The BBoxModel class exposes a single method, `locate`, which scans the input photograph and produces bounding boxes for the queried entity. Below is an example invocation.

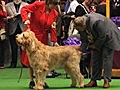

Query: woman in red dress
[0,0,7,69]
[20,0,58,89]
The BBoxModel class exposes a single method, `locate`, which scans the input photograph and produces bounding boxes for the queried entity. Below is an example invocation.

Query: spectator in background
[5,0,28,68]
[96,0,106,16]
[64,0,70,13]
[20,0,59,89]
[55,0,62,45]
[0,0,7,69]
[110,0,120,17]
[75,0,94,17]
[59,0,66,44]
[62,0,79,40]
[67,0,79,13]
[110,0,120,28]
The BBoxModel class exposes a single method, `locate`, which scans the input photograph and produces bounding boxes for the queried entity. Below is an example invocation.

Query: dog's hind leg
[65,62,84,88]
[72,64,84,88]
[64,66,77,88]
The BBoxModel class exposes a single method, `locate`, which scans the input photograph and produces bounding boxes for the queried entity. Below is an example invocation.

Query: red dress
[20,1,58,66]
[0,10,7,29]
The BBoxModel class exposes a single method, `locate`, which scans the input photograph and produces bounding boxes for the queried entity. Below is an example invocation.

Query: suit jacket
[5,2,28,35]
[84,13,120,51]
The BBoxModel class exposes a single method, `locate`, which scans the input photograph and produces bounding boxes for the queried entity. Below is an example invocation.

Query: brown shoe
[84,80,97,87]
[103,81,110,88]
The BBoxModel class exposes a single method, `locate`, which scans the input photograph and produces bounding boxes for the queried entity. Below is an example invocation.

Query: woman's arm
[21,1,45,22]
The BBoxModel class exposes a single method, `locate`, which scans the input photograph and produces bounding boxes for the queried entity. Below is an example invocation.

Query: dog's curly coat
[16,30,84,90]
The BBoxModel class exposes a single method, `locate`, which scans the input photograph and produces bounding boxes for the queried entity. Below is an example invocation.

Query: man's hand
[88,44,100,51]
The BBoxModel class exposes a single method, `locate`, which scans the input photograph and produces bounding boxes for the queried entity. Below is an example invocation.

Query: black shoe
[46,73,55,78]
[8,64,16,68]
[29,81,35,89]
[53,72,61,77]
[44,82,49,89]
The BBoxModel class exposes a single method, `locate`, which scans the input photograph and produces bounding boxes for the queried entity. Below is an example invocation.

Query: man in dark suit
[74,13,120,88]
[6,0,28,68]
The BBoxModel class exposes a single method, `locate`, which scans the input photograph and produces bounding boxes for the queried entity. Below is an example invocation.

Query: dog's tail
[72,45,83,54]
[72,45,80,50]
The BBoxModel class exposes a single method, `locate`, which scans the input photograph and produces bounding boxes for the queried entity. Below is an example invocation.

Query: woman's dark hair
[46,0,59,5]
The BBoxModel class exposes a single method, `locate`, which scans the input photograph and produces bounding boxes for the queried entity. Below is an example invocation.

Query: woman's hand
[24,20,30,28]
[53,42,59,46]
[24,20,30,25]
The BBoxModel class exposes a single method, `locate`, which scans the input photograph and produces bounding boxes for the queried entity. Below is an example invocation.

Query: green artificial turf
[0,68,120,90]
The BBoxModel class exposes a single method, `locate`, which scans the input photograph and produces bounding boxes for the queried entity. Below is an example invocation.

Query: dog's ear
[23,32,29,39]
[26,29,35,37]
[31,41,36,51]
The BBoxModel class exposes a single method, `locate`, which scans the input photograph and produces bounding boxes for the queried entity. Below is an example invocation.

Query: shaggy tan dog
[16,30,84,90]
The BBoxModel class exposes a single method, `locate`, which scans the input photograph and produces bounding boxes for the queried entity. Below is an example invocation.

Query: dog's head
[16,29,36,49]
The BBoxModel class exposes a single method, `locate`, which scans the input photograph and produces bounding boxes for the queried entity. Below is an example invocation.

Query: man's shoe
[29,81,35,89]
[8,64,16,68]
[52,72,61,77]
[103,81,110,88]
[46,73,55,78]
[84,80,97,87]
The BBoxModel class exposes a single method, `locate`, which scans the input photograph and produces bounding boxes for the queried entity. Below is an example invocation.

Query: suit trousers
[91,46,114,82]
[9,25,22,67]
[0,40,5,66]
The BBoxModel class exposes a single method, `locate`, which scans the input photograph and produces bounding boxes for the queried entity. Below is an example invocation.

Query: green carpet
[0,68,120,90]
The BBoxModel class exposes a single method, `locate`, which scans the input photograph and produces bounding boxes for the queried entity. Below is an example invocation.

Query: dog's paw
[78,84,84,88]
[79,86,84,88]
[70,84,76,88]
[34,85,43,90]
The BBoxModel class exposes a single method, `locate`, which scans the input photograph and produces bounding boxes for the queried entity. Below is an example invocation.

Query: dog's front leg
[34,69,46,90]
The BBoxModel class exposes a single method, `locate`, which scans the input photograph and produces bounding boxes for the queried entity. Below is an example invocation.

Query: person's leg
[0,41,5,68]
[91,50,103,81]
[9,34,18,68]
[9,26,22,68]
[85,49,102,87]
[102,47,114,88]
